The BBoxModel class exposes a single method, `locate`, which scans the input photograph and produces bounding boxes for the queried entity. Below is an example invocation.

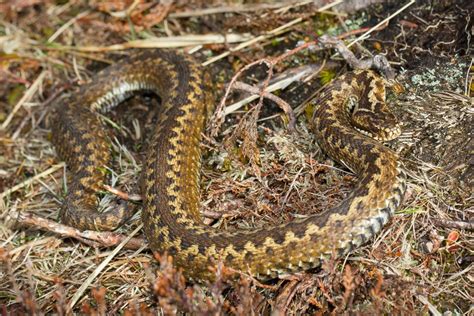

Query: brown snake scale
[51,50,406,281]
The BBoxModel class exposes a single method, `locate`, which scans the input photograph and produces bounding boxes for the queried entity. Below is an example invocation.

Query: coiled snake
[51,50,406,281]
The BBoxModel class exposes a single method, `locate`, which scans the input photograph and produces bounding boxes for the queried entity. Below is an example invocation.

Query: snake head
[347,95,401,141]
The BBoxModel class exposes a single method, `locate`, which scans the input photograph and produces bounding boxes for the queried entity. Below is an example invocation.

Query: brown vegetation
[1,0,472,314]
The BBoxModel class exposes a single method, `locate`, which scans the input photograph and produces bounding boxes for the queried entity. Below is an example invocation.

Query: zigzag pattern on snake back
[51,49,406,281]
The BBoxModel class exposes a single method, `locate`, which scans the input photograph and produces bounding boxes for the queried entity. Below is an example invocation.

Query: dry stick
[169,1,307,18]
[103,184,142,202]
[212,21,392,136]
[0,163,65,199]
[319,35,395,79]
[231,81,296,131]
[104,185,226,220]
[52,34,253,52]
[202,18,302,67]
[9,211,145,250]
[295,27,383,84]
[1,166,142,250]
[416,295,442,316]
[432,219,474,231]
[274,0,315,14]
[108,0,140,18]
[1,71,47,130]
[13,86,67,141]
[223,65,319,116]
[210,41,317,136]
[67,224,144,312]
[464,57,473,96]
[202,0,343,66]
[47,10,90,43]
[274,279,300,314]
[345,0,416,49]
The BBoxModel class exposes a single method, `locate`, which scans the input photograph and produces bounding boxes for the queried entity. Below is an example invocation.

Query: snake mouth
[354,124,401,141]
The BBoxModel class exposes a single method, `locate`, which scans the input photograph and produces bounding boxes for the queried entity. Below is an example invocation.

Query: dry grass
[1,1,472,314]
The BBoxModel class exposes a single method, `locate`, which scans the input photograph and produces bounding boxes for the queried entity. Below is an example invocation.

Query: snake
[51,49,406,281]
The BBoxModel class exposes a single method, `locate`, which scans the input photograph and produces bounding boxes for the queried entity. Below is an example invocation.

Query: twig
[281,166,304,206]
[170,1,310,18]
[202,18,303,67]
[210,22,391,137]
[432,219,474,231]
[274,0,315,14]
[274,279,300,313]
[223,64,322,116]
[231,81,296,131]
[464,57,473,96]
[169,1,345,18]
[202,0,343,66]
[13,85,68,140]
[319,35,396,79]
[47,10,90,43]
[8,210,146,250]
[0,163,65,199]
[416,295,442,316]
[345,0,416,49]
[210,41,317,136]
[47,34,253,52]
[107,0,140,18]
[103,185,142,202]
[1,71,47,130]
[67,224,144,312]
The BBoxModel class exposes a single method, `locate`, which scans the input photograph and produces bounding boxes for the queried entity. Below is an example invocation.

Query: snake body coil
[51,50,406,281]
